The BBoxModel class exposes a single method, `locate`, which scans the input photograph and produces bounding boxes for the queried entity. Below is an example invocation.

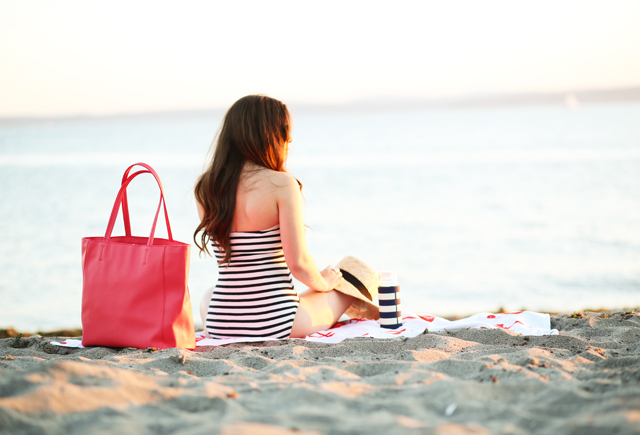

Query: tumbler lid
[379,271,398,286]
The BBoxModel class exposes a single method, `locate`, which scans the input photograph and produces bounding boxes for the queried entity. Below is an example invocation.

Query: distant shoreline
[1,86,639,124]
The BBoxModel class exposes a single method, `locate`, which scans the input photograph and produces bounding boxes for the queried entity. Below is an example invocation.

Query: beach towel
[51,311,558,348]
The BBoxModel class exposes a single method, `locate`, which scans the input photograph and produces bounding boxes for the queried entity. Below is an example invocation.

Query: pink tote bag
[81,163,195,349]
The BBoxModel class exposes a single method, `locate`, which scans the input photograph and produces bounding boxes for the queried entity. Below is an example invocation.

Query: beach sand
[1,309,639,435]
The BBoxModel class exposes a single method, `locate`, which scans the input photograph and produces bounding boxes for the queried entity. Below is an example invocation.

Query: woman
[194,95,355,339]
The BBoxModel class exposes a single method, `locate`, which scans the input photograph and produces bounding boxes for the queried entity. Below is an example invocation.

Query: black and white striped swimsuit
[205,225,300,339]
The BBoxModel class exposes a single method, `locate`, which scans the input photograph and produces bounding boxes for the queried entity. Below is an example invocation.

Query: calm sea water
[1,103,639,331]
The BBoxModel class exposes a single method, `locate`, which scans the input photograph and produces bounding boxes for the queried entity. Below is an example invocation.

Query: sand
[1,309,639,435]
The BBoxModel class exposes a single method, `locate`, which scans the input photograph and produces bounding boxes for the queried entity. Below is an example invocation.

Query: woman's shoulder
[244,167,299,197]
[268,170,298,187]
[249,166,296,187]
[264,171,300,201]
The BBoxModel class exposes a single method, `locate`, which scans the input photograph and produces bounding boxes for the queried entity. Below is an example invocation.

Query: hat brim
[333,256,380,320]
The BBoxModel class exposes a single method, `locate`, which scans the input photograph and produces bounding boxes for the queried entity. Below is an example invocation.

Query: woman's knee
[290,289,355,338]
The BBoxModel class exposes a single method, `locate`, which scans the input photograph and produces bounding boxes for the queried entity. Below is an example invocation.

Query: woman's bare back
[232,162,288,232]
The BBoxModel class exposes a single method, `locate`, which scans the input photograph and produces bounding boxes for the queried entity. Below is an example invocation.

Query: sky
[1,0,639,117]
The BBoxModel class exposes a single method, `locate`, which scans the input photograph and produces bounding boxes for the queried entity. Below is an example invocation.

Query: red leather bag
[81,163,195,349]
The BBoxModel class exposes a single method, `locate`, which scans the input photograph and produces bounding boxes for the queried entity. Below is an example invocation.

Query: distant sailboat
[565,93,580,109]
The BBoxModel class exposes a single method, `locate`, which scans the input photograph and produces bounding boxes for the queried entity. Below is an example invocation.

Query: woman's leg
[289,289,355,338]
[199,287,215,337]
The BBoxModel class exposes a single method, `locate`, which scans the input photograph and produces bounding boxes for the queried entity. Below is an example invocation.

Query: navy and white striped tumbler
[379,271,402,329]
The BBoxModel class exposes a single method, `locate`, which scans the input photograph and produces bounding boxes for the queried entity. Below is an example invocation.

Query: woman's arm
[276,172,341,292]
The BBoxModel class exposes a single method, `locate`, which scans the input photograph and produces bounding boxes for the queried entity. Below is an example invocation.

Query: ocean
[1,103,639,331]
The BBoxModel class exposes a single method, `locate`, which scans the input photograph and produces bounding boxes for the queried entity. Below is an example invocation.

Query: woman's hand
[318,266,343,292]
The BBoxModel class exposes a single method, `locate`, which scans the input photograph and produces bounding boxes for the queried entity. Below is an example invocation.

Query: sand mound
[1,309,639,434]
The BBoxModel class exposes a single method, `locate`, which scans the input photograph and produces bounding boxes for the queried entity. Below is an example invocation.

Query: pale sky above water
[1,0,639,117]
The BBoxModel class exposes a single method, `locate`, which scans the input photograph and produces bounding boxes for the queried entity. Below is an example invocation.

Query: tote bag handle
[103,166,173,245]
[119,163,170,239]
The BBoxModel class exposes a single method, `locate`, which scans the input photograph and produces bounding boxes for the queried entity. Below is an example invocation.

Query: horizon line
[2,85,640,123]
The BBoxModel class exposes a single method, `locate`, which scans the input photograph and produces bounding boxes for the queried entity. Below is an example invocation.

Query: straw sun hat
[333,256,380,320]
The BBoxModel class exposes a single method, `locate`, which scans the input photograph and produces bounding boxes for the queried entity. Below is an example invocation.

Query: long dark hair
[194,95,293,264]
